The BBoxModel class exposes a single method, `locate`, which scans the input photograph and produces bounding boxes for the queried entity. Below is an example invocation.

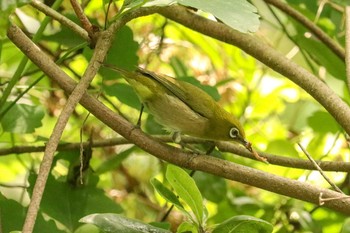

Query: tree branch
[7,20,350,215]
[70,0,95,41]
[264,0,345,61]
[157,5,350,136]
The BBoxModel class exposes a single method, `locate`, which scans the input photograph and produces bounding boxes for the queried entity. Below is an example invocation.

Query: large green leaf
[0,192,66,233]
[28,170,123,232]
[1,102,44,133]
[150,178,184,210]
[96,26,139,80]
[80,213,171,233]
[212,215,273,233]
[166,164,204,224]
[103,82,141,110]
[178,0,260,33]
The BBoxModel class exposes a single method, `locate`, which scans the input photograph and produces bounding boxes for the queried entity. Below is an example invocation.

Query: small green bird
[103,64,266,162]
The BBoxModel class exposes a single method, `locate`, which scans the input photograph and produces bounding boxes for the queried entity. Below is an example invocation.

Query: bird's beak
[237,136,268,163]
[236,135,251,150]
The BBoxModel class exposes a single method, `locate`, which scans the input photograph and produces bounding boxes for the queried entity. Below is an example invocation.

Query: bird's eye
[229,127,240,139]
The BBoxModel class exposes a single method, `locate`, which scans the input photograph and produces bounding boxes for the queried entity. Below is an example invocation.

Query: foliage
[1,0,350,232]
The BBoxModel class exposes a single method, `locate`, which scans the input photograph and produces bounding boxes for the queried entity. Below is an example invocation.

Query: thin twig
[319,192,350,205]
[297,143,343,193]
[70,0,96,40]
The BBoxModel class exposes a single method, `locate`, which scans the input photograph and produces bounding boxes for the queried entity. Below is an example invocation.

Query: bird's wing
[137,67,216,119]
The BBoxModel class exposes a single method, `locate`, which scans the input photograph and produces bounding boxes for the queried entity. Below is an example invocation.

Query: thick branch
[157,5,350,136]
[7,20,350,215]
[264,0,345,60]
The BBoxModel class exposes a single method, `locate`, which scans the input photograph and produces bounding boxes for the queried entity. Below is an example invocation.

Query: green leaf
[98,26,139,79]
[307,111,340,134]
[28,170,123,231]
[178,0,260,33]
[103,82,141,110]
[166,164,204,224]
[212,215,273,233]
[193,172,226,203]
[1,102,44,133]
[0,192,66,233]
[80,213,171,233]
[150,178,184,210]
[176,221,198,233]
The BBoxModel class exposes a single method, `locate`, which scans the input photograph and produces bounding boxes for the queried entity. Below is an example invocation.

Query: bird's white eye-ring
[229,128,240,139]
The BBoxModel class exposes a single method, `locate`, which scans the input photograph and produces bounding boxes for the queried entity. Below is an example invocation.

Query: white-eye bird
[103,64,266,162]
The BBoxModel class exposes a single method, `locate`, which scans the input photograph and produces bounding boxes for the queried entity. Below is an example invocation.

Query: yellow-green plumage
[105,65,248,145]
